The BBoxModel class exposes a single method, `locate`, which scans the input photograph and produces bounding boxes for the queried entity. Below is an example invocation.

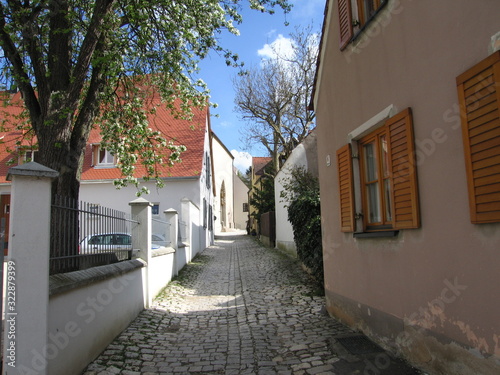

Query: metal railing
[152,217,171,248]
[50,195,139,275]
[179,220,188,242]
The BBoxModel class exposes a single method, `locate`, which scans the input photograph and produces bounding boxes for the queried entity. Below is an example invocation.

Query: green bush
[281,167,323,287]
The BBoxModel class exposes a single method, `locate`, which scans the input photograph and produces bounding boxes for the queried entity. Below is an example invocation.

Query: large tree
[0,0,291,198]
[233,25,318,175]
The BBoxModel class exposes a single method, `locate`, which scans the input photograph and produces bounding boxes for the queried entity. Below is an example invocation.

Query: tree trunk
[272,130,280,175]
[36,107,91,268]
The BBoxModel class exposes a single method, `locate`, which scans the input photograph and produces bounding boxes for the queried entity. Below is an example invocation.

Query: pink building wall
[314,1,500,373]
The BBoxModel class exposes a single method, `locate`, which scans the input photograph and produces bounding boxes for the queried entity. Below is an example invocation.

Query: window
[152,204,160,215]
[243,203,249,212]
[205,152,211,189]
[24,149,38,163]
[99,149,114,165]
[359,128,392,229]
[89,204,100,215]
[208,205,213,231]
[203,198,207,229]
[337,108,420,233]
[17,148,38,164]
[356,0,384,26]
[92,145,116,168]
[337,0,388,50]
[456,51,500,224]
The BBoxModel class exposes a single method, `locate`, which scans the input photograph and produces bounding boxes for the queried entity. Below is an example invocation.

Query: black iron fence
[50,195,139,275]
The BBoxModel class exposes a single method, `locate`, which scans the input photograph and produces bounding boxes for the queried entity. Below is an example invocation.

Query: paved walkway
[83,235,421,375]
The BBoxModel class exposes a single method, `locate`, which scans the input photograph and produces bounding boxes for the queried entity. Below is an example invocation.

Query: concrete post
[3,162,58,375]
[129,197,152,307]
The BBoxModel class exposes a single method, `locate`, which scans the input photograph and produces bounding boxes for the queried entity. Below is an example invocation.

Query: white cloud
[231,150,252,173]
[257,34,295,60]
[219,121,231,128]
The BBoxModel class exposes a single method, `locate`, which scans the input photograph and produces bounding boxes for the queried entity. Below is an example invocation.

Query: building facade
[312,1,500,373]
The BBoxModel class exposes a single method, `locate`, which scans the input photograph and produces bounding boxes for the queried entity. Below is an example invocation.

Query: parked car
[79,233,131,254]
[80,233,167,254]
[151,233,169,248]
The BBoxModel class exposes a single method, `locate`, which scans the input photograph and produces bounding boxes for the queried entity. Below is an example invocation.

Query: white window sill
[348,104,396,142]
[94,164,117,169]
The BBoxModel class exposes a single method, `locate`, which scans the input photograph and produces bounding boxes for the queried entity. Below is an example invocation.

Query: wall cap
[49,259,146,296]
[129,197,152,206]
[7,161,59,181]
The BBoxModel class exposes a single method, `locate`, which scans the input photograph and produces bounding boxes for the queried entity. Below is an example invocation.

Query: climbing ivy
[280,167,323,288]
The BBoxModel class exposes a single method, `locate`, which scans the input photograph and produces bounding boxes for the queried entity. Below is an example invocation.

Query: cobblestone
[83,234,422,374]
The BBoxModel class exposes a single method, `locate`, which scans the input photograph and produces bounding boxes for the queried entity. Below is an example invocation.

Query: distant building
[233,169,250,231]
[211,132,235,234]
[248,156,272,235]
[0,86,236,253]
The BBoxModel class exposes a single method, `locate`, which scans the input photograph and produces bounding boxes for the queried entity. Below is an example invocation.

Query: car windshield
[88,234,131,246]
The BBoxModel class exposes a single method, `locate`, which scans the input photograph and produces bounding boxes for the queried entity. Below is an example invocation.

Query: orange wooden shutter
[386,108,420,229]
[456,51,500,224]
[338,0,353,51]
[337,144,355,232]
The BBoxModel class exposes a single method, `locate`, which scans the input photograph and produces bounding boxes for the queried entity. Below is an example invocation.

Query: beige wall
[315,0,500,373]
[212,134,235,232]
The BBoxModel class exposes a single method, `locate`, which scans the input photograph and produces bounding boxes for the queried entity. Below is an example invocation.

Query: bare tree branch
[233,25,318,174]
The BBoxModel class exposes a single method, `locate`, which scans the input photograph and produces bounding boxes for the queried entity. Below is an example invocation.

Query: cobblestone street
[83,234,421,375]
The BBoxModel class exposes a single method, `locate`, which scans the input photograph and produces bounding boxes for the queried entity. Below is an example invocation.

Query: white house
[274,130,318,253]
[211,132,235,233]
[233,170,249,230]
[0,89,232,255]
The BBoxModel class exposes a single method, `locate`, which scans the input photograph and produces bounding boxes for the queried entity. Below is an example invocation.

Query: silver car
[79,233,166,253]
[79,233,132,254]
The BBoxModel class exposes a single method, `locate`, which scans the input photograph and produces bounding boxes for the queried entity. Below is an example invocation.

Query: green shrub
[281,167,323,287]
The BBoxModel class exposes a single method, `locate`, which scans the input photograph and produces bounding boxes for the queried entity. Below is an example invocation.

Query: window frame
[356,0,384,27]
[337,0,389,50]
[17,147,39,164]
[92,144,117,168]
[152,203,160,216]
[337,108,420,234]
[205,152,211,189]
[359,126,393,230]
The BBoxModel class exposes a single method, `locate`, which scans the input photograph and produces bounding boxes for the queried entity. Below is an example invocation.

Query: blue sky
[197,0,325,172]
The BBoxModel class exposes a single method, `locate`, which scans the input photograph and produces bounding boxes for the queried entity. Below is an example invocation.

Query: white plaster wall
[189,201,201,257]
[212,136,234,233]
[149,252,176,298]
[233,172,249,230]
[79,178,200,216]
[199,125,214,248]
[275,144,308,252]
[47,267,145,375]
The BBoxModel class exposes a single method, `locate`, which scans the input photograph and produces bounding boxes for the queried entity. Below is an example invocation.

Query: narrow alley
[83,234,421,375]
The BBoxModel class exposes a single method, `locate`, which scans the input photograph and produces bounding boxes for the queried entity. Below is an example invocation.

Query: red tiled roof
[0,92,33,183]
[0,90,208,183]
[252,157,272,176]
